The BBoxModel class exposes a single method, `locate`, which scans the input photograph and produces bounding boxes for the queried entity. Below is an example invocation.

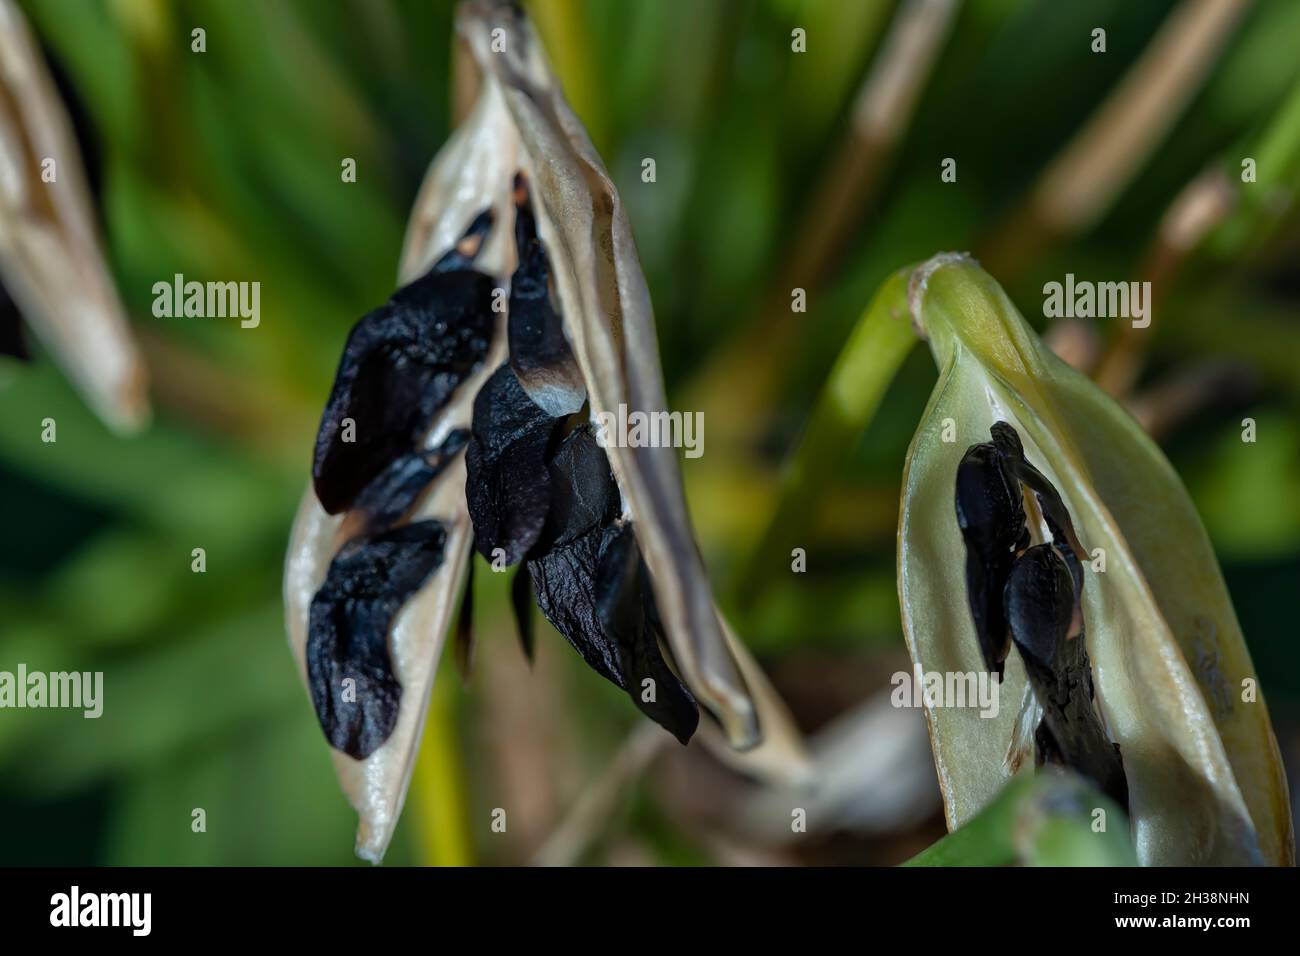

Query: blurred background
[2,0,1298,865]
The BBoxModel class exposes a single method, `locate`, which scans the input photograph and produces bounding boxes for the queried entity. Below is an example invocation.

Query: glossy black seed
[987,420,1088,632]
[313,210,496,515]
[524,426,697,743]
[529,521,698,744]
[529,524,619,681]
[990,422,1085,571]
[594,523,699,743]
[507,174,585,417]
[1004,544,1075,676]
[955,441,1023,676]
[312,270,494,514]
[1005,544,1128,811]
[958,422,1127,807]
[534,425,621,551]
[989,420,1023,460]
[307,521,446,759]
[464,363,559,565]
[348,429,469,534]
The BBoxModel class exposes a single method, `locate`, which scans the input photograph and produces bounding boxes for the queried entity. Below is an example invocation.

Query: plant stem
[734,266,915,604]
[410,673,474,867]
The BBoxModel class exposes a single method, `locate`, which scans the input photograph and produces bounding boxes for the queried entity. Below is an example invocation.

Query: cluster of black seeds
[955,421,1128,811]
[307,211,498,760]
[307,174,699,761]
[312,210,496,516]
[464,178,699,745]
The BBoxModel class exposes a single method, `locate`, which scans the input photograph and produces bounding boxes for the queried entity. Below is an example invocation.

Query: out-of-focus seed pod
[0,0,148,430]
[898,252,1292,865]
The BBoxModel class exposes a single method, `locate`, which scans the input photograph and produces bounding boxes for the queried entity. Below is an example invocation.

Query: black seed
[529,524,618,681]
[348,429,468,534]
[1004,544,1075,677]
[1005,544,1128,811]
[313,214,496,515]
[464,346,697,741]
[990,422,1085,574]
[521,425,697,743]
[507,175,585,417]
[307,521,447,759]
[535,424,621,551]
[955,441,1023,676]
[528,521,698,744]
[986,421,1088,634]
[958,422,1127,808]
[510,563,535,663]
[988,420,1023,460]
[595,523,699,744]
[464,363,558,564]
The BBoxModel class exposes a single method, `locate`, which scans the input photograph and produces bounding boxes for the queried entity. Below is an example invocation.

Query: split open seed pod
[284,0,805,863]
[0,0,147,430]
[898,252,1292,865]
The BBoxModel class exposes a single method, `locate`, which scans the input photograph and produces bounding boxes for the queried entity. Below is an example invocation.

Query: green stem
[410,672,474,867]
[734,266,916,603]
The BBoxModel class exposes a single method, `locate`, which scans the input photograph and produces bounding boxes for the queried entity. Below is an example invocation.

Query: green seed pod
[898,252,1292,865]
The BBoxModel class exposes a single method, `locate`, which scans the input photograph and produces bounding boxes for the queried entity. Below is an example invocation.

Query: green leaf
[905,771,1137,867]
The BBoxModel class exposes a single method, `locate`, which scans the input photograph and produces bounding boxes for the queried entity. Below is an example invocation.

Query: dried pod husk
[285,0,807,862]
[899,253,1292,865]
[0,0,147,430]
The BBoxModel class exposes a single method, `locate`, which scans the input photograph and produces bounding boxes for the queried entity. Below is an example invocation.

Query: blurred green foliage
[1,0,1297,865]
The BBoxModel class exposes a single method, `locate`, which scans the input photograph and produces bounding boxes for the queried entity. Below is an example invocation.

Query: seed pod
[285,0,806,862]
[899,252,1292,865]
[0,0,147,430]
